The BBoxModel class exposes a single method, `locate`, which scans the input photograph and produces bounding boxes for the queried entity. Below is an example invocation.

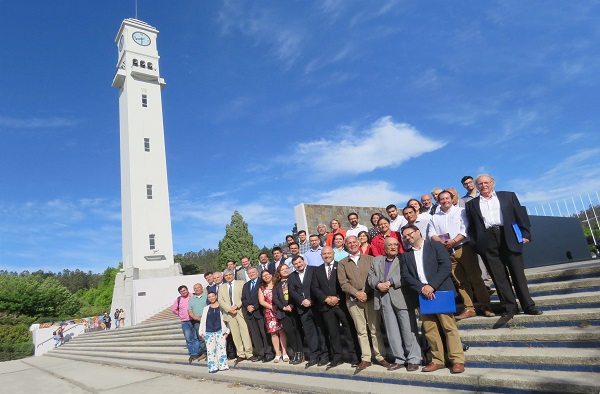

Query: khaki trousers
[421,312,465,364]
[451,243,491,311]
[227,312,253,358]
[346,299,385,362]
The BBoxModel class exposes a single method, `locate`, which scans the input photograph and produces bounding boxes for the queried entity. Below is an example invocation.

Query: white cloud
[292,116,445,176]
[512,148,600,205]
[313,181,412,207]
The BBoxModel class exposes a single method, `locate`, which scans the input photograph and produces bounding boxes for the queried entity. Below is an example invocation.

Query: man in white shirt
[429,190,494,320]
[346,212,369,238]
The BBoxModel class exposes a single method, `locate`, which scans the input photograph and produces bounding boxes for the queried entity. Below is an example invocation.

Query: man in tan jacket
[338,235,390,371]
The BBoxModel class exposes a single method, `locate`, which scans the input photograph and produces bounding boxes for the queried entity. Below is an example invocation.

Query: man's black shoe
[263,355,275,363]
[305,359,318,367]
[328,359,344,368]
[350,360,359,368]
[318,359,329,367]
[524,307,543,315]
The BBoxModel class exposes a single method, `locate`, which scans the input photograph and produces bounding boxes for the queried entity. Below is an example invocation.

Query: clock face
[132,32,151,46]
[118,35,124,52]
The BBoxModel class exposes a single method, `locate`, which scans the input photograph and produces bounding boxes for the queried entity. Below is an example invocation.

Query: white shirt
[346,224,369,238]
[429,205,468,245]
[412,243,428,284]
[479,191,503,228]
[390,217,407,232]
[349,253,360,266]
[297,269,306,283]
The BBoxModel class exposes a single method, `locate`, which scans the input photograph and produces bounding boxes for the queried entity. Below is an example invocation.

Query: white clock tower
[111,19,182,326]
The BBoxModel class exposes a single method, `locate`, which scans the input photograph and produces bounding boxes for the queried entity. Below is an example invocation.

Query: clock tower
[111,19,181,326]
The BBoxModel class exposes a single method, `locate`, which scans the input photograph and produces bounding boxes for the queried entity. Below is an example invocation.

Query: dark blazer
[465,191,531,255]
[401,240,455,295]
[272,281,293,320]
[311,262,345,312]
[206,283,221,295]
[241,278,263,319]
[267,259,286,275]
[288,266,316,315]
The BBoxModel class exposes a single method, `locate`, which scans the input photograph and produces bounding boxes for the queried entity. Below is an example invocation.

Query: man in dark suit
[257,252,270,274]
[267,247,293,274]
[400,225,465,374]
[464,174,541,319]
[311,246,359,368]
[288,255,329,367]
[241,267,274,362]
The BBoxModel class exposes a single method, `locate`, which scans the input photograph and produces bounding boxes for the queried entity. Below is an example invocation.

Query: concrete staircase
[46,260,600,393]
[138,306,178,324]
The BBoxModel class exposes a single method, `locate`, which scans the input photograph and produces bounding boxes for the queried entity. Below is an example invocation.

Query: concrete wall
[31,323,86,356]
[295,203,384,234]
[523,215,592,268]
[130,274,208,324]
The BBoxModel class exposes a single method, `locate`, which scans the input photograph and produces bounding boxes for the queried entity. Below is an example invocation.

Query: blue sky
[1,1,599,273]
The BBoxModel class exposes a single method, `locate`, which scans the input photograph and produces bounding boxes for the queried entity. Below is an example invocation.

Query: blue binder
[419,291,456,314]
[512,222,524,243]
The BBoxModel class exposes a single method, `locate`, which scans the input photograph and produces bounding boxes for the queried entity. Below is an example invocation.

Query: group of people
[113,309,125,328]
[173,174,541,375]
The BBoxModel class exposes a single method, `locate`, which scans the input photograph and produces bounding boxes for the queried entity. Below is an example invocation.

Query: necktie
[251,280,255,293]
[228,283,233,303]
[327,264,332,280]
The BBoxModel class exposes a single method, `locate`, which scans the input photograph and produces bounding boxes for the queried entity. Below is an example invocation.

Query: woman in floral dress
[258,270,288,362]
[198,291,230,373]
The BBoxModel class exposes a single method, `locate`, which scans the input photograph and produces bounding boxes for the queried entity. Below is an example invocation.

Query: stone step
[461,325,600,348]
[520,277,600,297]
[55,345,187,355]
[465,346,600,372]
[525,262,600,284]
[59,336,185,347]
[456,308,600,330]
[73,327,182,342]
[46,350,600,393]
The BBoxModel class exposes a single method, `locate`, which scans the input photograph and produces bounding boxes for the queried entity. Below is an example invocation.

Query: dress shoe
[188,355,195,364]
[421,362,445,372]
[263,355,275,363]
[249,356,260,362]
[350,360,360,368]
[293,352,304,365]
[328,359,343,368]
[305,359,319,367]
[235,357,245,363]
[483,309,496,317]
[387,363,404,371]
[356,361,371,370]
[318,359,329,366]
[406,363,420,372]
[455,309,476,320]
[524,307,543,315]
[378,359,391,368]
[501,311,515,319]
[197,353,207,361]
[451,363,465,374]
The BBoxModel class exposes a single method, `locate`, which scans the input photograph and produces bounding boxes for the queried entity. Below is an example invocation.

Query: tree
[175,249,219,275]
[217,211,260,270]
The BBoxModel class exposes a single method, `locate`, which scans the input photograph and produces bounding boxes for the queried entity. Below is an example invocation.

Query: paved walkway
[1,355,465,394]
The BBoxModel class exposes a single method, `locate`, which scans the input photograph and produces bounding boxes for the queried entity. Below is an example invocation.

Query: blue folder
[512,222,524,243]
[419,291,456,314]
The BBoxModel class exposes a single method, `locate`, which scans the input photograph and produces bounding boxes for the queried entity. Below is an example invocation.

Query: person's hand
[376,282,390,293]
[355,291,368,303]
[523,238,530,243]
[301,299,312,308]
[421,285,436,300]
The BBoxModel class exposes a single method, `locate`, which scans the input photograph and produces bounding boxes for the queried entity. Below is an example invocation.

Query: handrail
[36,323,84,348]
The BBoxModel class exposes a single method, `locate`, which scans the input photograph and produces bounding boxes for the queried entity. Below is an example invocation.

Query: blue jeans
[181,321,200,357]
[192,321,207,354]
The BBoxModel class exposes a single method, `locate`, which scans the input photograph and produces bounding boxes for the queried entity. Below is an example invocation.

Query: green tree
[217,211,260,270]
[175,249,219,275]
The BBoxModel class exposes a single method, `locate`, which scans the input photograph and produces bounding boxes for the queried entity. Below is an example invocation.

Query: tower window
[146,184,153,199]
[140,60,146,68]
[142,94,148,107]
[149,234,156,250]
[144,138,150,152]
[133,59,138,67]
[147,62,153,70]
